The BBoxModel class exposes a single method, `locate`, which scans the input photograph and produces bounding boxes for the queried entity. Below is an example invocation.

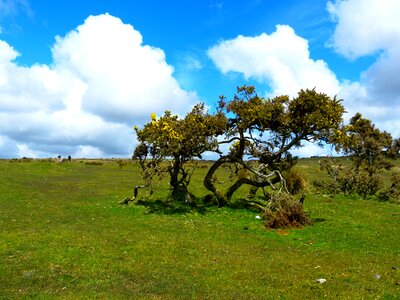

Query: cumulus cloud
[208,25,340,98]
[52,14,196,124]
[0,14,197,158]
[291,141,338,158]
[327,0,400,59]
[328,0,400,137]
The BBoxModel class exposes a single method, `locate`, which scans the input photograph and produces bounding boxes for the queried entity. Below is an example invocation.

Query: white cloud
[208,25,340,98]
[0,14,197,158]
[362,47,400,100]
[17,143,37,158]
[328,0,400,138]
[327,0,400,59]
[74,145,103,158]
[52,14,196,124]
[291,141,338,158]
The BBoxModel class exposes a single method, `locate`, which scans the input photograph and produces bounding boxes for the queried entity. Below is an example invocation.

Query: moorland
[0,158,399,299]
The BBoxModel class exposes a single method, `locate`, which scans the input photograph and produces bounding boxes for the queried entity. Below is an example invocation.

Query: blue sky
[0,0,399,158]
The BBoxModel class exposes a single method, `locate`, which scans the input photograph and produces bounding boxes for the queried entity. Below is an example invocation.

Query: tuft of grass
[0,159,399,299]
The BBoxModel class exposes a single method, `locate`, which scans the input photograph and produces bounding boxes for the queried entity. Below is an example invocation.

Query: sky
[0,0,399,158]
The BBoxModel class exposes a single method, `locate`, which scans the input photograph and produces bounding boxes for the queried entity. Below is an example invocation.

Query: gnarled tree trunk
[203,154,287,208]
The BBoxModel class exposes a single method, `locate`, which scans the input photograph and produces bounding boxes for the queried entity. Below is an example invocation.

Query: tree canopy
[203,86,345,206]
[133,103,226,202]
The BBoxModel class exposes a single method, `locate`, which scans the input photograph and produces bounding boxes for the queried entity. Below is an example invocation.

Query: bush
[263,193,311,229]
[355,172,383,199]
[315,158,385,198]
[284,168,308,195]
[378,174,400,203]
[116,159,128,169]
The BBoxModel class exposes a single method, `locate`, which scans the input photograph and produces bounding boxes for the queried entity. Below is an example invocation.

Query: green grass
[0,159,399,299]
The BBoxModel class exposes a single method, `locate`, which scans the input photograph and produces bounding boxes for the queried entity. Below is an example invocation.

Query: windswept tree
[203,86,346,207]
[133,103,227,203]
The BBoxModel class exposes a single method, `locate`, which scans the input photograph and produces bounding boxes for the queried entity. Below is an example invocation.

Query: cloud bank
[0,14,197,158]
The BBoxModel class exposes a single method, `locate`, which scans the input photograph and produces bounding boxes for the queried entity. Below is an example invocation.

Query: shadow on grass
[135,199,208,215]
[312,218,327,223]
[131,194,268,215]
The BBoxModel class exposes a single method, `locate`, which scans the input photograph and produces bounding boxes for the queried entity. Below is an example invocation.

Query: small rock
[316,278,326,284]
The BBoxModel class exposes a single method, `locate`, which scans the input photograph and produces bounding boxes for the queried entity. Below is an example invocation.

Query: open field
[0,158,399,299]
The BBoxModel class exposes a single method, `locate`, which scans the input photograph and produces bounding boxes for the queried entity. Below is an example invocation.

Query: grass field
[0,158,399,299]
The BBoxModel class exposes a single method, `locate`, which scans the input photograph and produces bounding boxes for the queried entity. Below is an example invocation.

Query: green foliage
[220,86,345,165]
[338,113,394,174]
[319,114,399,199]
[317,157,386,198]
[378,173,400,203]
[133,103,227,202]
[204,86,345,208]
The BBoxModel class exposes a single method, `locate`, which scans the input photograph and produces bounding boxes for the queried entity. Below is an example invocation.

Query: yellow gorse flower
[150,112,157,123]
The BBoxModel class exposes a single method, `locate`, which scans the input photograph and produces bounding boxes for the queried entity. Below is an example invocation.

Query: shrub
[316,158,385,198]
[284,168,308,195]
[17,157,33,163]
[116,159,128,169]
[263,193,311,229]
[378,174,400,203]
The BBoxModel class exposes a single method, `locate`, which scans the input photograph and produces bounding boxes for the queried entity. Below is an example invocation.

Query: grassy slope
[0,159,399,299]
